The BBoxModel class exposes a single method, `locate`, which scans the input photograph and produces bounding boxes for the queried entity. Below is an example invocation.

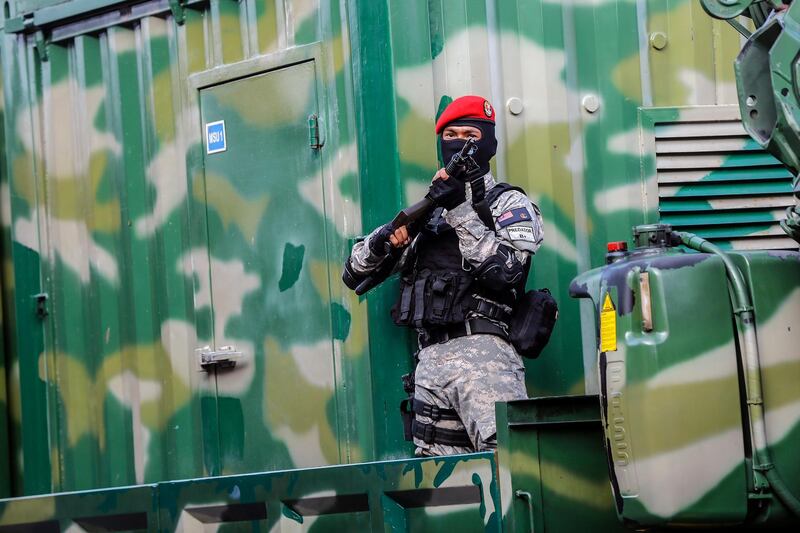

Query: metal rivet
[582,94,600,114]
[650,32,668,50]
[506,97,524,115]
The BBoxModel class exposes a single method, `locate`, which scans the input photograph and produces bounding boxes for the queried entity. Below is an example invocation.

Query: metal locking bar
[196,346,243,371]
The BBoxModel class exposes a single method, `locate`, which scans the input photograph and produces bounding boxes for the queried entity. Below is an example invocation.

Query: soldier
[344,95,544,456]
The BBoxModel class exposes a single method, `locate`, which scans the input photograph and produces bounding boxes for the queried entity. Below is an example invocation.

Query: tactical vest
[391,183,526,330]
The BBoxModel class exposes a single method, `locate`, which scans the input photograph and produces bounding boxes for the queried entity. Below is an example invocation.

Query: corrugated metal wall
[0,0,746,497]
[0,0,370,496]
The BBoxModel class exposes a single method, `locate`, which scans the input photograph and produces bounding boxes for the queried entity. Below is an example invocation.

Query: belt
[411,419,473,447]
[470,298,512,322]
[419,318,508,349]
[401,398,461,421]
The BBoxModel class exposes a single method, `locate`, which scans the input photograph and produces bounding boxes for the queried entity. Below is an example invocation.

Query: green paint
[381,492,408,532]
[472,472,486,518]
[278,242,305,292]
[337,172,358,201]
[433,458,457,488]
[282,504,304,523]
[401,460,423,489]
[350,0,415,462]
[330,302,351,341]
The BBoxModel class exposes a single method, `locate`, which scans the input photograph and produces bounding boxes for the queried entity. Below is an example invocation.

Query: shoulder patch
[497,207,533,228]
[507,226,536,243]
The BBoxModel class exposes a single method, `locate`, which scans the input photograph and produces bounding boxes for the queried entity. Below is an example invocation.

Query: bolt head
[506,97,524,116]
[650,32,668,50]
[582,94,600,113]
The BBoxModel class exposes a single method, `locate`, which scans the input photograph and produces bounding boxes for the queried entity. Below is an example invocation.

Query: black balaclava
[439,119,498,180]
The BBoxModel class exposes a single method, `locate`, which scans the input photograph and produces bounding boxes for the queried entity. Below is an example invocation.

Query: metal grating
[655,116,796,250]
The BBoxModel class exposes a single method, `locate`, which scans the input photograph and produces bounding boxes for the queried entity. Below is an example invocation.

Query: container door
[198,61,340,475]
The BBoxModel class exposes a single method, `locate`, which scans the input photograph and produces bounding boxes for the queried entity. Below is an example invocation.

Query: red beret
[435,95,495,134]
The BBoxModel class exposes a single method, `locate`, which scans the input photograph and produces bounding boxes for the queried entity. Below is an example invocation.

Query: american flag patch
[497,207,532,228]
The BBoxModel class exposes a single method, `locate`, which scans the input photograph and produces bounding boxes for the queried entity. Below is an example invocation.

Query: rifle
[353,138,480,295]
[388,138,479,229]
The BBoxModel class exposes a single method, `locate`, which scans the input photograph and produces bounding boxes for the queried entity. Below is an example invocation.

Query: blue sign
[206,120,227,154]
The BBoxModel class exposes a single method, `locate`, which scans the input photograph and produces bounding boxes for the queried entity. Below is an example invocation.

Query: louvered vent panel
[655,117,796,250]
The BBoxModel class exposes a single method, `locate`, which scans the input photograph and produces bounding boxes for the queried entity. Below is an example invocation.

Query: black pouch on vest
[509,288,558,358]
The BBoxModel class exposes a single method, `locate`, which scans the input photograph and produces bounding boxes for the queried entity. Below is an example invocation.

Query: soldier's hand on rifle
[388,225,411,248]
[432,168,450,181]
[426,168,466,210]
[368,223,411,256]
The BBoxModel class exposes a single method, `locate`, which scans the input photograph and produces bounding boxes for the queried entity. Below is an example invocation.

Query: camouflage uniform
[350,172,544,455]
[413,334,526,455]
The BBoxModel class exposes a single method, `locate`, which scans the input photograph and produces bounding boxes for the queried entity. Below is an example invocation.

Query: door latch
[33,293,49,319]
[196,346,243,371]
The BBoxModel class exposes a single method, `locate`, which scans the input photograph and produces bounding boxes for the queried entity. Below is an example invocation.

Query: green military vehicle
[0,0,797,531]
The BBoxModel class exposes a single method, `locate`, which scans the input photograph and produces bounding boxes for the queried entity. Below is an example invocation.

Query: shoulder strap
[473,200,495,231]
[472,182,527,232]
[485,182,526,207]
[474,182,526,232]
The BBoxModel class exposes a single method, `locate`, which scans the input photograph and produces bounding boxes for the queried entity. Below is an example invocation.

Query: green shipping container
[0,0,795,514]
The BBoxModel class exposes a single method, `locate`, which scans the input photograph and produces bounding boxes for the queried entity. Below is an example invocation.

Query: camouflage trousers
[413,334,527,457]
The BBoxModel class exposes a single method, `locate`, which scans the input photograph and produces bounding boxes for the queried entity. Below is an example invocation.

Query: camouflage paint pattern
[495,395,629,533]
[0,452,500,531]
[571,246,800,527]
[0,1,794,530]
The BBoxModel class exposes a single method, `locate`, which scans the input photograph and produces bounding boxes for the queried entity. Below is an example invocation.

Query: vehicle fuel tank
[571,226,800,527]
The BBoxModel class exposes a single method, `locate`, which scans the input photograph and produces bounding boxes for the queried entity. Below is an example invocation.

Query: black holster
[400,371,415,441]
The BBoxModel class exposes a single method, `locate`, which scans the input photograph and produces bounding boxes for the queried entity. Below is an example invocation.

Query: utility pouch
[392,277,419,326]
[429,277,453,322]
[392,272,470,327]
[509,288,558,358]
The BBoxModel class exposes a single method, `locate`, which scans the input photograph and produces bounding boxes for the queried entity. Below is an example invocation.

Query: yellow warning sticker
[600,293,617,352]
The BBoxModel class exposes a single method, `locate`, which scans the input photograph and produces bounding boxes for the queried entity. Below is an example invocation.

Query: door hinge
[33,293,48,319]
[308,114,324,150]
[196,345,243,371]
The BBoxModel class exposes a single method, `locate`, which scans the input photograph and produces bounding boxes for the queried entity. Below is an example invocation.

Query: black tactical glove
[368,223,395,256]
[425,177,466,210]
